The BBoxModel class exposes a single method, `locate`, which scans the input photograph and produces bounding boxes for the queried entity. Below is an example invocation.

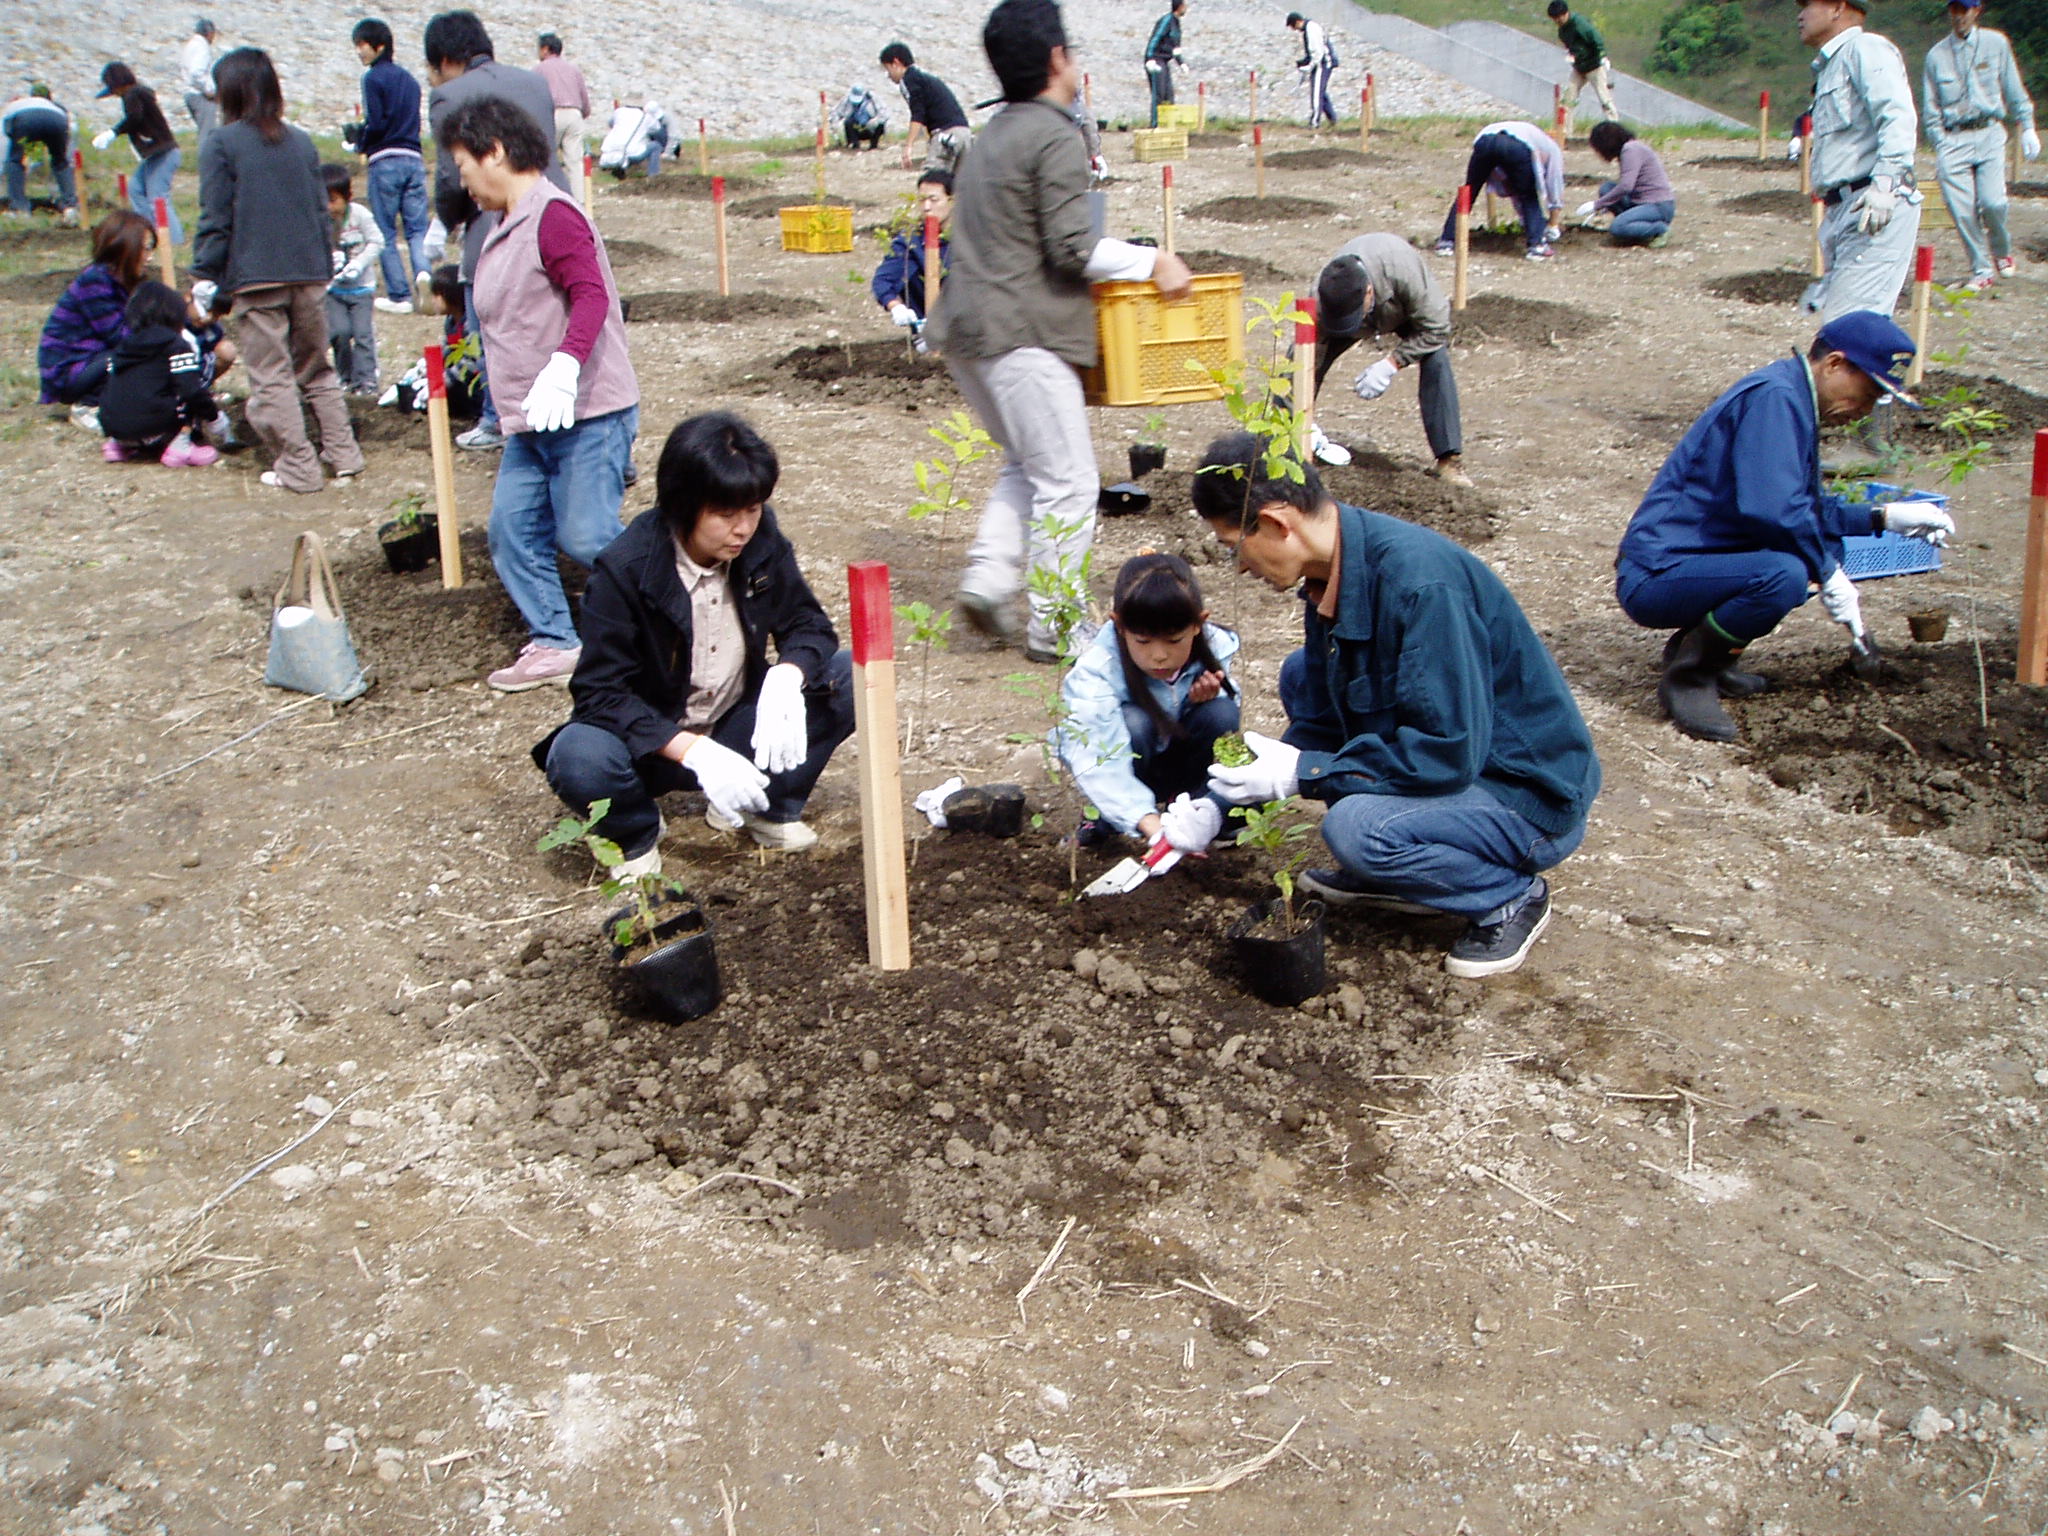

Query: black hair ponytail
[1111,552,1236,742]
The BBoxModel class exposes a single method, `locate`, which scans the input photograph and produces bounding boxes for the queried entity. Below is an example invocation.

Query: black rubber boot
[1662,629,1770,698]
[1658,626,1744,742]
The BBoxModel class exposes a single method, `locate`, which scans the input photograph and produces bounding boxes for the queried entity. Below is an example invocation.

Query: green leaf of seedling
[587,835,624,869]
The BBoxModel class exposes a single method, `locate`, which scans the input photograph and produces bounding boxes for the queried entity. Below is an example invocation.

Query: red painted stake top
[1162,164,1173,189]
[923,213,938,251]
[72,148,83,169]
[2033,428,2048,500]
[1295,293,1317,346]
[583,153,593,175]
[117,173,128,200]
[424,341,446,399]
[1915,245,1936,282]
[1253,124,1263,146]
[699,117,706,132]
[1760,90,1771,109]
[712,175,725,201]
[152,195,169,230]
[847,562,894,664]
[1800,112,1812,135]
[1457,184,1472,213]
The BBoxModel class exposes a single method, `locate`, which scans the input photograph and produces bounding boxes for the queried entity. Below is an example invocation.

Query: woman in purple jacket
[1581,122,1676,246]
[37,211,156,421]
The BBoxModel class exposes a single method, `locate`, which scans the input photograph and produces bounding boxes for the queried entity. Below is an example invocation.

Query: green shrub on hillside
[1650,0,1748,77]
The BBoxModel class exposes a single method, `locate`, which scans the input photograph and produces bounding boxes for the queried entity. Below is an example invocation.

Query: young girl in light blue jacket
[1057,552,1240,844]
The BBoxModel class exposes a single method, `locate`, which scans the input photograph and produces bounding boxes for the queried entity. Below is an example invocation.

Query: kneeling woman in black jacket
[534,412,855,872]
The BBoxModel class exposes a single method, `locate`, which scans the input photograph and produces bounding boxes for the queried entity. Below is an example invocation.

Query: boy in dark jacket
[98,279,221,466]
[536,412,855,870]
[94,63,182,245]
[870,169,951,327]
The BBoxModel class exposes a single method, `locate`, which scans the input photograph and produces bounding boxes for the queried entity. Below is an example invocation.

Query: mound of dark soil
[1452,293,1611,349]
[1179,248,1299,286]
[331,527,536,691]
[2010,180,2048,198]
[742,338,954,404]
[0,268,77,304]
[1689,155,1794,174]
[1265,147,1392,171]
[0,224,86,253]
[347,403,434,449]
[602,237,670,265]
[1187,194,1337,223]
[1902,371,2048,447]
[1720,189,1809,218]
[607,172,760,201]
[1703,269,1811,305]
[624,290,823,324]
[1142,453,1499,548]
[729,193,822,219]
[1741,641,2048,855]
[492,827,1474,1240]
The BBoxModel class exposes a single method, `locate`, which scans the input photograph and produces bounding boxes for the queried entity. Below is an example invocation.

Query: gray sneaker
[957,591,1023,647]
[70,402,101,434]
[1444,880,1552,978]
[457,423,506,451]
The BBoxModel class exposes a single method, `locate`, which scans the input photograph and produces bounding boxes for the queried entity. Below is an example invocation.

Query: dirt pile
[625,290,823,323]
[1905,371,2048,447]
[744,338,956,403]
[1689,155,1795,174]
[1179,248,1300,286]
[1703,269,1811,306]
[1452,292,1612,349]
[607,173,761,201]
[1265,147,1392,171]
[0,269,75,304]
[331,530,532,692]
[1140,455,1500,548]
[1187,194,1337,223]
[1719,189,1809,218]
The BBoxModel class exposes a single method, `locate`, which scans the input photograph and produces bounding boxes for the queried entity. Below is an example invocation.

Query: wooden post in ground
[1906,244,1935,388]
[117,171,128,208]
[1485,190,1499,228]
[153,197,174,284]
[819,88,828,149]
[712,176,730,297]
[1365,72,1376,132]
[698,117,709,175]
[814,125,826,202]
[2021,429,2048,686]
[1758,90,1771,160]
[1359,87,1370,154]
[847,562,911,970]
[922,213,940,319]
[423,343,464,588]
[1811,195,1826,277]
[582,155,593,214]
[1552,84,1565,149]
[1798,113,1813,195]
[1454,185,1470,312]
[1197,80,1207,130]
[1161,165,1175,254]
[1253,123,1265,199]
[1293,295,1317,459]
[1249,68,1259,125]
[72,149,86,221]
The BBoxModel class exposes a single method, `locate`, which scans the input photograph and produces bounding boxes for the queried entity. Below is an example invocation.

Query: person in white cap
[1921,0,2038,291]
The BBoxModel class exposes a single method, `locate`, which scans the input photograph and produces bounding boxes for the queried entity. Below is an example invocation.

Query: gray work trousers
[944,346,1098,654]
[1934,123,2011,278]
[1320,333,1463,461]
[1803,190,1922,321]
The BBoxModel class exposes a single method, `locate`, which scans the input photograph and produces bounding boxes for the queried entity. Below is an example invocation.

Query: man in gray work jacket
[927,0,1191,661]
[1312,233,1469,486]
[1922,0,2039,290]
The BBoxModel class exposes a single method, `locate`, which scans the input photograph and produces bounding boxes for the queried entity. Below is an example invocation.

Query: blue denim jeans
[1120,693,1239,805]
[1442,133,1544,250]
[543,649,858,854]
[1600,182,1676,244]
[366,155,430,301]
[487,405,636,648]
[1615,553,1811,643]
[130,148,182,246]
[6,118,74,211]
[462,282,499,432]
[1279,648,1584,919]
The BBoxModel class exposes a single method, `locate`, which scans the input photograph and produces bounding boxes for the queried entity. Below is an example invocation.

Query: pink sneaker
[487,642,581,692]
[102,439,131,462]
[160,434,219,468]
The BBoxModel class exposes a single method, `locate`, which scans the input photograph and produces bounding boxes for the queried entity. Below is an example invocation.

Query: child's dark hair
[429,263,463,312]
[320,162,353,201]
[123,279,190,333]
[1112,552,1234,741]
[879,42,913,67]
[657,412,779,539]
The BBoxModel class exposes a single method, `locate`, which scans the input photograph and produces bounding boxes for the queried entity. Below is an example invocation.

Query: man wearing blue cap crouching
[1613,313,1955,744]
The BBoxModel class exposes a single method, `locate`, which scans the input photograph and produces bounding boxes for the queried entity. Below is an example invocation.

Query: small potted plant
[1223,795,1327,1006]
[378,490,439,575]
[1128,411,1169,480]
[537,798,722,1021]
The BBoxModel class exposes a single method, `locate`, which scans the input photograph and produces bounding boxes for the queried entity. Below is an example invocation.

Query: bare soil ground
[3,121,2047,1536]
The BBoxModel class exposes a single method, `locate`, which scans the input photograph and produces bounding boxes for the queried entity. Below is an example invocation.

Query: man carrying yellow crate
[928,0,1192,663]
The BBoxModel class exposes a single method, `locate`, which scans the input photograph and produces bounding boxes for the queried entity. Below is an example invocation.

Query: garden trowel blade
[1081,840,1180,898]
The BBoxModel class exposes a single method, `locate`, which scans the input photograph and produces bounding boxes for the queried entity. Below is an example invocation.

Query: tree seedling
[1230,796,1316,936]
[908,410,994,553]
[536,798,689,953]
[894,598,951,753]
[384,489,429,533]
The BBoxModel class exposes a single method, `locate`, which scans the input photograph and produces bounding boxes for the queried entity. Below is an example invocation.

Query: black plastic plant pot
[1128,442,1167,479]
[378,515,440,574]
[607,896,722,1021]
[942,782,1027,838]
[1227,897,1327,1007]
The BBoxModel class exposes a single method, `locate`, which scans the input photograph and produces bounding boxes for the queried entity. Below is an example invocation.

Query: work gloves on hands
[1353,358,1398,401]
[2023,128,2042,163]
[92,129,116,151]
[1854,178,1898,236]
[422,218,448,264]
[684,736,771,823]
[1206,731,1301,806]
[1818,566,1866,640]
[520,352,580,432]
[1159,793,1224,855]
[887,301,918,328]
[1786,135,1803,162]
[1880,500,1955,547]
[189,279,217,314]
[1572,198,1598,220]
[749,663,808,776]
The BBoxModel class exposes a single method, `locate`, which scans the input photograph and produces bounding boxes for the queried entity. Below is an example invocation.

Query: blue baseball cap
[1814,310,1920,406]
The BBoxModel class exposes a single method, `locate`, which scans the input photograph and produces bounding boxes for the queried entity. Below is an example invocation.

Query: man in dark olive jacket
[535,413,855,870]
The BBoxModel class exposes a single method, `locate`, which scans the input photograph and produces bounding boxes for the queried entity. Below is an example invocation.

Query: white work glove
[749,663,808,776]
[93,128,116,151]
[1544,222,1563,244]
[1854,179,1898,236]
[2023,128,2042,162]
[1159,793,1224,854]
[1572,198,1598,219]
[1206,730,1301,806]
[683,735,771,822]
[887,301,917,328]
[1353,357,1398,401]
[1786,135,1803,162]
[422,217,448,264]
[1145,59,1162,75]
[520,351,580,432]
[189,278,217,313]
[1308,421,1351,466]
[1818,566,1865,639]
[1881,500,1955,547]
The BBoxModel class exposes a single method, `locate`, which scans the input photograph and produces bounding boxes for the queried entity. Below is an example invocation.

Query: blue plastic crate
[1839,481,1947,582]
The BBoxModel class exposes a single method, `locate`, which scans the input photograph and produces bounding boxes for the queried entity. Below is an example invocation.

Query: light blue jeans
[130,148,181,246]
[1279,648,1586,920]
[1598,180,1675,244]
[487,405,637,648]
[367,155,430,301]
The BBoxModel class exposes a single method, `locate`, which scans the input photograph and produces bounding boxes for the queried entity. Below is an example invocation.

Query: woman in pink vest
[441,96,639,692]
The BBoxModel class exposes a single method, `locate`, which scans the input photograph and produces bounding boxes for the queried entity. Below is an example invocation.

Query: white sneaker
[706,807,818,850]
[69,402,101,433]
[374,296,415,315]
[1308,423,1351,466]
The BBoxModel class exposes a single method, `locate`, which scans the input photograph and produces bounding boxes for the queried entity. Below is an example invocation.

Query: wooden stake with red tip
[1359,87,1370,153]
[1798,112,1813,195]
[698,117,709,175]
[423,343,464,588]
[116,171,128,207]
[582,154,594,214]
[1758,90,1771,160]
[1552,84,1565,148]
[814,125,826,202]
[712,176,730,297]
[1454,185,1471,311]
[847,562,911,970]
[1907,244,1936,388]
[1249,68,1259,125]
[1196,79,1207,131]
[153,196,174,284]
[72,149,86,220]
[1365,72,1376,132]
[1253,123,1265,199]
[1293,296,1318,458]
[1811,194,1826,277]
[1161,165,1176,254]
[922,213,940,321]
[2022,430,2048,686]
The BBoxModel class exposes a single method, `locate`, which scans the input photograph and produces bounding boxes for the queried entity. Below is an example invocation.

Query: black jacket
[112,85,176,158]
[192,121,334,292]
[538,506,840,766]
[902,67,967,132]
[97,324,217,442]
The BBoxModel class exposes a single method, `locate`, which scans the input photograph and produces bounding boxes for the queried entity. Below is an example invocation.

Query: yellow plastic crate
[1082,272,1244,408]
[1132,127,1187,163]
[779,205,855,254]
[1154,103,1201,131]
